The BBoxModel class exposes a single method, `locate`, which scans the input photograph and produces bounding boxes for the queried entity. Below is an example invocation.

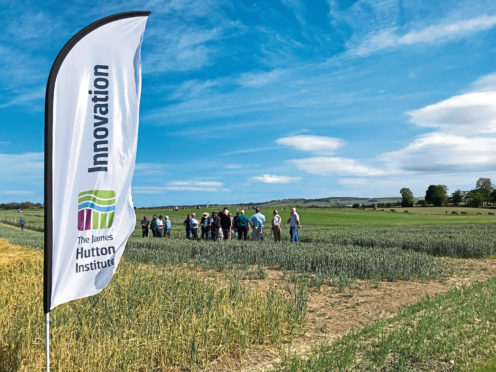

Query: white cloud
[470,72,496,91]
[408,91,496,134]
[276,135,344,153]
[289,157,385,176]
[337,172,490,198]
[349,15,496,56]
[380,133,496,173]
[251,174,300,184]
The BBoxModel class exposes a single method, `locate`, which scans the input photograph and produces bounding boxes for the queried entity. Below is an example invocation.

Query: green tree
[400,187,414,207]
[451,190,463,206]
[491,189,496,204]
[465,190,484,207]
[475,178,493,203]
[425,185,448,207]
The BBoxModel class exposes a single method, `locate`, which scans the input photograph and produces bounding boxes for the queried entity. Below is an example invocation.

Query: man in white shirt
[271,209,282,242]
[156,215,165,237]
[287,207,300,243]
[190,213,200,240]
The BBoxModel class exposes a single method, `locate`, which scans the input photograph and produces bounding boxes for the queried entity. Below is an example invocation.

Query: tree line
[400,178,496,207]
[0,202,43,210]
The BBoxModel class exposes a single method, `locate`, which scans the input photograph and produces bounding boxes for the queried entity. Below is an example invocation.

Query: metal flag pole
[45,312,50,371]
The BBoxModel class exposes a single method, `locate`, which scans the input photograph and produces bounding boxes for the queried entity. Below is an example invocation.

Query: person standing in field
[287,207,301,243]
[190,213,200,240]
[141,216,149,238]
[237,210,249,240]
[164,216,171,237]
[229,212,234,239]
[156,215,165,237]
[19,217,25,231]
[211,211,221,241]
[233,212,240,240]
[150,215,157,237]
[184,214,192,239]
[208,213,214,240]
[201,212,210,239]
[220,208,231,240]
[271,210,282,242]
[250,207,265,241]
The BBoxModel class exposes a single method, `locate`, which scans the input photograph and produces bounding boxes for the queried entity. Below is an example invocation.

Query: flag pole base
[45,312,50,372]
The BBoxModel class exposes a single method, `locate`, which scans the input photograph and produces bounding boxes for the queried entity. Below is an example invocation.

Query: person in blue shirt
[249,207,265,241]
[164,216,171,238]
[19,217,25,231]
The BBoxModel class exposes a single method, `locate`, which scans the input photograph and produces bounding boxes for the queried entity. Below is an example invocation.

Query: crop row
[125,238,444,282]
[301,224,496,258]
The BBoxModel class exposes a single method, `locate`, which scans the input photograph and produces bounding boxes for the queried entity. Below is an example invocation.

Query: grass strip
[278,276,496,371]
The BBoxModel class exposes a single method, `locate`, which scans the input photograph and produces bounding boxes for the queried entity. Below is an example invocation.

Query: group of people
[140,207,301,243]
[141,215,171,237]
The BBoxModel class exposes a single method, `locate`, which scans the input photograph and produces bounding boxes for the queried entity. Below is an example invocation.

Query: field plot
[0,208,495,370]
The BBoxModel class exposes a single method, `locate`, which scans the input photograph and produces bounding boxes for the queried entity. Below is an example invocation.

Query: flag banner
[44,12,150,312]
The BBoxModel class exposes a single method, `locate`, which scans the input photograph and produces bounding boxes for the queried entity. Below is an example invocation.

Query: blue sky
[1,0,496,206]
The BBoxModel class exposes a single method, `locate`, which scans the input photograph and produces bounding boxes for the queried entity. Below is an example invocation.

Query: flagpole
[45,312,50,371]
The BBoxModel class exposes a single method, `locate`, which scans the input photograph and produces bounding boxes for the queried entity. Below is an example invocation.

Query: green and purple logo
[78,190,115,231]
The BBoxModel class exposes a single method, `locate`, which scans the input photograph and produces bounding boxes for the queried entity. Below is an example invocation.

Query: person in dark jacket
[237,210,250,240]
[141,216,149,238]
[150,215,157,237]
[220,208,231,240]
[211,211,221,241]
[200,212,210,240]
[184,214,192,239]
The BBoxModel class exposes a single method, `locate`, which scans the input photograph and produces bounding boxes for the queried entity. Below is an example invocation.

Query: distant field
[134,206,496,228]
[1,206,495,233]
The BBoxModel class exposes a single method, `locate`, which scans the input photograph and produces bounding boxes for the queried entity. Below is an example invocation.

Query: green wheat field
[1,206,496,371]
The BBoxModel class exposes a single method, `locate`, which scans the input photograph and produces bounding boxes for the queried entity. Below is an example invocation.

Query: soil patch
[231,257,496,371]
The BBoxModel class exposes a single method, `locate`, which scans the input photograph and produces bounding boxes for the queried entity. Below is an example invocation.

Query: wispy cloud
[134,162,167,176]
[237,69,284,88]
[0,153,43,180]
[0,87,44,109]
[251,174,300,184]
[348,14,496,56]
[3,190,33,196]
[134,180,229,193]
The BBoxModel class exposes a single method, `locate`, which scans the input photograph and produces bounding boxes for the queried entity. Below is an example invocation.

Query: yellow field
[0,239,302,371]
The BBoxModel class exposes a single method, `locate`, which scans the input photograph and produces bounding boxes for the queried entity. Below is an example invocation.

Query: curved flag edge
[44,11,151,314]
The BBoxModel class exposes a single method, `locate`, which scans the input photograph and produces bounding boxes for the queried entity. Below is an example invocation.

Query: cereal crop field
[1,207,496,371]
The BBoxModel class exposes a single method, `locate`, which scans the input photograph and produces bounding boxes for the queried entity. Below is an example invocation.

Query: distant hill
[256,196,403,208]
[139,196,404,209]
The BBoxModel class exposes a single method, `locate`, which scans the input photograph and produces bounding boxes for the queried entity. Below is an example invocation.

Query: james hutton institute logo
[78,190,116,231]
